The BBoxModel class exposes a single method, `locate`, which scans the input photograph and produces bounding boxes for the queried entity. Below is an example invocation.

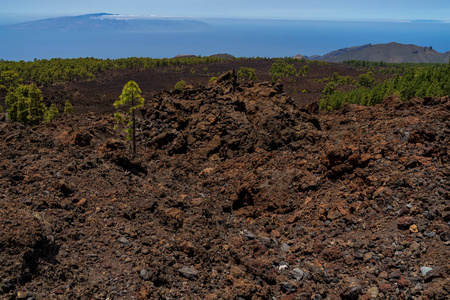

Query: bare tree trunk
[132,95,136,154]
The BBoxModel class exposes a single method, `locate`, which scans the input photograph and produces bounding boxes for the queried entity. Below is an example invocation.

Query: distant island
[409,19,445,23]
[301,42,450,63]
[4,13,212,32]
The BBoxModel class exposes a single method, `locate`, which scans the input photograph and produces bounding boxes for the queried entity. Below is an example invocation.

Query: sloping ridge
[316,42,450,63]
[4,13,211,31]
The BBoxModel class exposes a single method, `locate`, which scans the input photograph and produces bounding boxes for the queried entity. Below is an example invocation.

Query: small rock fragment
[420,267,433,275]
[367,286,379,298]
[389,269,402,279]
[53,288,64,295]
[342,277,362,300]
[16,291,29,299]
[291,268,304,281]
[397,216,414,229]
[440,231,450,242]
[424,231,436,238]
[409,224,418,233]
[140,269,150,280]
[378,283,392,293]
[179,266,199,280]
[424,269,441,282]
[241,230,256,240]
[281,281,297,292]
[279,261,289,270]
[280,243,291,252]
[117,237,129,244]
[397,276,411,287]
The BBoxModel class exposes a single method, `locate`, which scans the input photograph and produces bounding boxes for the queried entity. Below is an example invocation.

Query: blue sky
[0,0,449,24]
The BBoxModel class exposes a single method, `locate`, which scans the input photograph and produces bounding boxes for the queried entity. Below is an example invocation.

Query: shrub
[319,82,339,111]
[298,65,310,76]
[174,80,186,91]
[5,84,47,125]
[332,72,340,83]
[0,70,22,91]
[358,71,375,88]
[269,61,297,81]
[237,67,258,81]
[64,100,74,114]
[43,103,59,122]
[209,77,217,83]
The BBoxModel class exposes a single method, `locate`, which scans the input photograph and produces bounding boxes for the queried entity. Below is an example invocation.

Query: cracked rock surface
[0,73,449,299]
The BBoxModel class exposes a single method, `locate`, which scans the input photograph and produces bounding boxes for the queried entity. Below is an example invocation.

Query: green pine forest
[321,60,450,110]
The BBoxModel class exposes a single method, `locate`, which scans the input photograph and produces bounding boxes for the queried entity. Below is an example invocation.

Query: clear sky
[0,0,449,24]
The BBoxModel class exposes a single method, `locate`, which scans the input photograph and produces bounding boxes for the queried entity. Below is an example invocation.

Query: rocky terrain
[0,68,449,299]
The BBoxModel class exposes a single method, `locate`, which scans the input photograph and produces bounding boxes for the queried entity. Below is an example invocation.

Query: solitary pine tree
[64,100,74,114]
[114,81,145,153]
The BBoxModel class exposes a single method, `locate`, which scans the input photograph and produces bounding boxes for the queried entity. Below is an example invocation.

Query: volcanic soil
[0,62,449,300]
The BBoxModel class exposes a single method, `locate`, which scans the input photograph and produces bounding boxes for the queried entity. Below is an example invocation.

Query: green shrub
[298,65,310,76]
[358,71,375,88]
[64,100,74,114]
[43,103,59,122]
[5,84,47,125]
[319,82,339,111]
[237,67,258,81]
[209,77,217,82]
[0,70,22,91]
[269,61,297,81]
[332,72,340,83]
[174,80,187,91]
[338,75,356,85]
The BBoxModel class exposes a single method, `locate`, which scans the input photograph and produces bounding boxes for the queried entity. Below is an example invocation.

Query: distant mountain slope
[4,13,212,32]
[310,42,450,63]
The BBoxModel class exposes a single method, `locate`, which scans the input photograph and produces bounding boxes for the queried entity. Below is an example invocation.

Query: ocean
[1,19,450,61]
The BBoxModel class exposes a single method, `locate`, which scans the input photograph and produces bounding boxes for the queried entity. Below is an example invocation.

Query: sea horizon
[1,18,449,61]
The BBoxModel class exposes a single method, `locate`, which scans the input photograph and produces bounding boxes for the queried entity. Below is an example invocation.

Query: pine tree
[43,103,59,123]
[5,84,46,125]
[114,81,145,153]
[64,100,74,114]
[237,67,258,81]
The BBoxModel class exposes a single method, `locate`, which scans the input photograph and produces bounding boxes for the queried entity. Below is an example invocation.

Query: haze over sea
[1,18,450,61]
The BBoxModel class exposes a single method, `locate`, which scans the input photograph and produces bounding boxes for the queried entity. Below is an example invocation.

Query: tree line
[320,64,450,110]
[0,56,224,88]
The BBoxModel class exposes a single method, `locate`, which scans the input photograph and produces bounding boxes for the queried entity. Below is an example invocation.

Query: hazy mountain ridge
[4,13,212,32]
[307,42,450,63]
